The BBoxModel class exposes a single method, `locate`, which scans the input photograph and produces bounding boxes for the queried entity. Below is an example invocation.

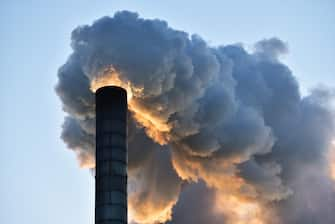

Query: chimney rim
[95,85,127,95]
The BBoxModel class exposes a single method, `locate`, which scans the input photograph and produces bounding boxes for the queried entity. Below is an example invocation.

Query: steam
[56,11,335,224]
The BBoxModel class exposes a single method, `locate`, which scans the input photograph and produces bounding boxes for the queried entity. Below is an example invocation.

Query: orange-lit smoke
[76,150,95,169]
[128,195,177,224]
[215,194,265,224]
[90,67,171,145]
[171,149,269,224]
[90,67,136,100]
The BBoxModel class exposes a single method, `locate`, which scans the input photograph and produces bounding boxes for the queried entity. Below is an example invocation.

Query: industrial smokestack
[56,11,335,224]
[95,86,127,224]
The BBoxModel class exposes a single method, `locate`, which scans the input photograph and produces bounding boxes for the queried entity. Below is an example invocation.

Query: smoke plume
[56,11,335,224]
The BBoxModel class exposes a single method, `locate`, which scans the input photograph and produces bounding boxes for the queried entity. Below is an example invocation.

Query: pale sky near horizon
[0,1,334,224]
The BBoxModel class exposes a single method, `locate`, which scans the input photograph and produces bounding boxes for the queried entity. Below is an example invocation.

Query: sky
[0,1,334,224]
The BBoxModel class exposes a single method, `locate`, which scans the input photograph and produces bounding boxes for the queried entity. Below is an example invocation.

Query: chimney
[95,86,127,224]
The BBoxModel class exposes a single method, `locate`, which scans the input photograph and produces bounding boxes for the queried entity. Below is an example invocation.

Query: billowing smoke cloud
[55,11,335,224]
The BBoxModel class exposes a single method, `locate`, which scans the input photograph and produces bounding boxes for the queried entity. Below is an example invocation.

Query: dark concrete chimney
[95,86,127,224]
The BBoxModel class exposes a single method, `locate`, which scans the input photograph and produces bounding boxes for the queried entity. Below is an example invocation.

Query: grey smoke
[167,181,227,224]
[56,11,335,224]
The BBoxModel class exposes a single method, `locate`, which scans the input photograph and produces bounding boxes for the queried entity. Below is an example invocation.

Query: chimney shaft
[95,86,127,224]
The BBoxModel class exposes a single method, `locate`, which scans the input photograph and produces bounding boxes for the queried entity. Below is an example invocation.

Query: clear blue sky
[0,1,334,223]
